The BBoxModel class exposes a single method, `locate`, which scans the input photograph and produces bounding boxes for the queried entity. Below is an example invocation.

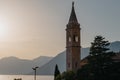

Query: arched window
[68,36,71,42]
[75,36,78,42]
[73,35,75,42]
[73,35,78,42]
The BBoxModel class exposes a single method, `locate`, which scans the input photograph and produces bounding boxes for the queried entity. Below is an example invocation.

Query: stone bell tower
[66,2,81,71]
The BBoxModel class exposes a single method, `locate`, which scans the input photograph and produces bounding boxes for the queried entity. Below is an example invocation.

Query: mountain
[34,41,120,75]
[33,56,53,66]
[0,41,119,75]
[109,41,120,52]
[30,51,66,75]
[0,56,53,75]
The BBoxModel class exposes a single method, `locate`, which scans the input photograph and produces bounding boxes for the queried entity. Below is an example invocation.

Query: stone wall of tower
[66,23,81,71]
[66,2,81,71]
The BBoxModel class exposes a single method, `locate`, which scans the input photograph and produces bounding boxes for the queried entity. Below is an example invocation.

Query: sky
[0,0,120,59]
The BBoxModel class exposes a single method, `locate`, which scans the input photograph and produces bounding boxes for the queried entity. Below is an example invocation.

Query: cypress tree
[54,64,60,80]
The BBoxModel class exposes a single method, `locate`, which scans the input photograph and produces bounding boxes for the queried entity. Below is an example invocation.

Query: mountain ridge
[0,56,53,75]
[0,41,119,75]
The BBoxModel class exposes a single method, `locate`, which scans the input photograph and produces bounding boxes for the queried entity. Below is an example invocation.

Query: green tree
[55,75,61,80]
[76,35,120,80]
[88,35,115,80]
[76,64,92,80]
[54,64,60,80]
[104,61,120,80]
[61,71,75,80]
[90,35,110,56]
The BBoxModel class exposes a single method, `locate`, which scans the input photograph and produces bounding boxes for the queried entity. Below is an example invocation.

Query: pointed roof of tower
[69,2,78,23]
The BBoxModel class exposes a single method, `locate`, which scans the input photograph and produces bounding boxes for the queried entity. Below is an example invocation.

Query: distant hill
[0,56,53,75]
[34,41,120,75]
[0,41,119,75]
[29,51,66,75]
[109,41,120,52]
[31,48,89,75]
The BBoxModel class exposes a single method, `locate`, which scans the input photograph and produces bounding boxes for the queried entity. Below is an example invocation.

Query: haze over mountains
[0,56,53,75]
[0,41,120,75]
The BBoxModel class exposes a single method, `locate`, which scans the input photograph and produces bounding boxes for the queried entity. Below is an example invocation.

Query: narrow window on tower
[73,35,76,42]
[75,36,78,42]
[68,36,71,42]
[73,35,78,42]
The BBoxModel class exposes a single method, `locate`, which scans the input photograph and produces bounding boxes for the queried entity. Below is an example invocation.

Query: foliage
[90,35,110,56]
[88,36,115,79]
[54,64,60,80]
[76,35,118,80]
[61,71,75,80]
[55,74,61,80]
[76,64,92,80]
[55,71,75,80]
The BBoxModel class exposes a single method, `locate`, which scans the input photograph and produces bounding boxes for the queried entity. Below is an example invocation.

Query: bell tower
[66,2,81,71]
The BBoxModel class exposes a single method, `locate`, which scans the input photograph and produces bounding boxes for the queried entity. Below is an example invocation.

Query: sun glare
[0,21,8,37]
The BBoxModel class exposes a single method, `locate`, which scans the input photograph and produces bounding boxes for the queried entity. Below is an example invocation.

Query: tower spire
[72,1,74,7]
[69,2,78,23]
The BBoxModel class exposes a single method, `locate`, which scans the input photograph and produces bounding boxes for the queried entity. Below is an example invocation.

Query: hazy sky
[0,0,120,59]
